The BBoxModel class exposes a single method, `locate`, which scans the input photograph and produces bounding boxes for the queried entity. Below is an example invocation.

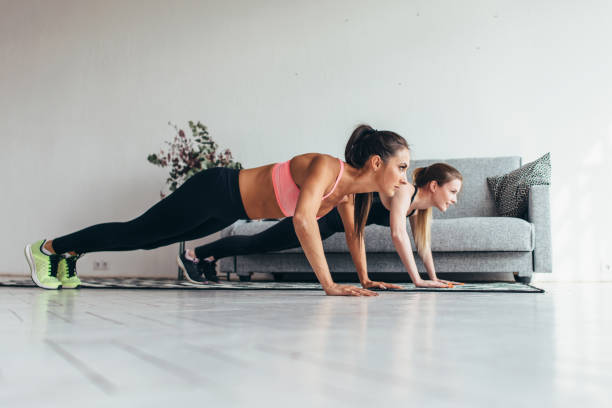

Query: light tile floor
[1,282,610,408]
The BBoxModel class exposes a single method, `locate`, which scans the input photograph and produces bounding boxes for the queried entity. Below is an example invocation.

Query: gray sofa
[218,156,552,284]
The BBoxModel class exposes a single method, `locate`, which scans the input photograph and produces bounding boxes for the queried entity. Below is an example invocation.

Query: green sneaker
[57,255,82,289]
[24,240,62,290]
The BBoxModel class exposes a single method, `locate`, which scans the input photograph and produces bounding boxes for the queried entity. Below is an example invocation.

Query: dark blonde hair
[345,124,409,238]
[411,163,463,254]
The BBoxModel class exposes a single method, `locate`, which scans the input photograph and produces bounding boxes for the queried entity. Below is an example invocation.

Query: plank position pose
[179,164,464,289]
[26,124,415,296]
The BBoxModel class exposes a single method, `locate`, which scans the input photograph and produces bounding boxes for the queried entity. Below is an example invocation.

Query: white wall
[1,0,611,281]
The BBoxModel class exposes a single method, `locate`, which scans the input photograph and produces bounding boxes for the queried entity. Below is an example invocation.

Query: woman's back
[238,153,344,220]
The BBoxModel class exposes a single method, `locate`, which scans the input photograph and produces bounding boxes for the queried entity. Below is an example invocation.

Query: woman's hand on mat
[361,280,403,290]
[434,278,464,286]
[324,283,378,296]
[415,279,454,288]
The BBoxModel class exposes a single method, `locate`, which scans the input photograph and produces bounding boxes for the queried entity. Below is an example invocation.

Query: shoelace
[48,254,61,278]
[65,255,81,278]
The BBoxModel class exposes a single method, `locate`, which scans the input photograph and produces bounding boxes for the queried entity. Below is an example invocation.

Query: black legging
[194,200,391,261]
[52,168,248,254]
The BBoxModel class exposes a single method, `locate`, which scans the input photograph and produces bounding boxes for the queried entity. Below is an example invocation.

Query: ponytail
[345,124,409,237]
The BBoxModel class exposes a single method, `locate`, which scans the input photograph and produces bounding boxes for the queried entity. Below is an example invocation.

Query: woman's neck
[338,163,380,195]
[411,187,435,210]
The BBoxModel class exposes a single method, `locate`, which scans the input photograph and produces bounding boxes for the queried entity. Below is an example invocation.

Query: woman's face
[377,148,410,197]
[432,178,462,212]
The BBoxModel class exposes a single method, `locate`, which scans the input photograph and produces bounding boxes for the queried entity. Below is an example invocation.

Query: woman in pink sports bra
[29,124,410,297]
[238,124,410,296]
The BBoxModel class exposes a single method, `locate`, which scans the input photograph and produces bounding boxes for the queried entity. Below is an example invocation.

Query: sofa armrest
[528,185,552,273]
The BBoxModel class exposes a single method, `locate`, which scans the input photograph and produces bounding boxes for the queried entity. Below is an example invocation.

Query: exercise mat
[0,278,544,293]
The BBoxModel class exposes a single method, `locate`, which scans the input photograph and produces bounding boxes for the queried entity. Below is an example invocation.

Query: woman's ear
[370,155,383,171]
[429,180,438,192]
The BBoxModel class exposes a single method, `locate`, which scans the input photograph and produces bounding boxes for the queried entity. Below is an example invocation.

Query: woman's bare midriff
[238,164,285,220]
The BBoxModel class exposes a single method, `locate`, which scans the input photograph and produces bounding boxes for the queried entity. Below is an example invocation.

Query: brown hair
[411,163,463,254]
[345,124,409,237]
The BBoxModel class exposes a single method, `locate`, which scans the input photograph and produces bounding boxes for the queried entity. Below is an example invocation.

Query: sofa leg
[513,273,532,284]
[239,273,252,282]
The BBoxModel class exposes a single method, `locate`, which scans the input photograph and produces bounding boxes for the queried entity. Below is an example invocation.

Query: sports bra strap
[321,159,344,199]
[407,186,418,217]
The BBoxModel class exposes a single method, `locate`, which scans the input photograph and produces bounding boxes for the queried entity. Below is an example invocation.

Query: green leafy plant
[148,121,243,198]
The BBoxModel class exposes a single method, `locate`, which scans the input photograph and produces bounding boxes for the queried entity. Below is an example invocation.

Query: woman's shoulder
[290,153,340,169]
[389,184,419,216]
[289,154,341,186]
[390,183,416,202]
[400,183,416,195]
[292,152,338,161]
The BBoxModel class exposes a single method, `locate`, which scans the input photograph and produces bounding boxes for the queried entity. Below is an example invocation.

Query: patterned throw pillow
[486,153,551,218]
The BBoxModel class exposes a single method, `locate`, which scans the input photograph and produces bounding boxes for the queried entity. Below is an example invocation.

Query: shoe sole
[176,255,206,284]
[24,244,61,290]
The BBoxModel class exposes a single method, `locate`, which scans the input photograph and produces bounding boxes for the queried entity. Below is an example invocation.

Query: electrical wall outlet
[93,261,109,271]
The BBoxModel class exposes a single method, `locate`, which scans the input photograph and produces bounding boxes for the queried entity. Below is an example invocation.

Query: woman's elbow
[343,229,358,241]
[293,214,313,232]
[391,231,408,244]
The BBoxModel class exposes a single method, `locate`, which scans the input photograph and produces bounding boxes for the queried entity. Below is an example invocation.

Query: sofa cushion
[223,217,535,253]
[486,153,551,218]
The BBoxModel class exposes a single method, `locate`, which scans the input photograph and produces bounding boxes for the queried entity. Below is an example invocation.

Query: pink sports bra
[272,158,345,218]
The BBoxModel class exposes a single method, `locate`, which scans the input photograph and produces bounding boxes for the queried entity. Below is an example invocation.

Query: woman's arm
[337,197,402,290]
[293,156,375,296]
[336,197,368,284]
[389,188,450,288]
[409,216,437,280]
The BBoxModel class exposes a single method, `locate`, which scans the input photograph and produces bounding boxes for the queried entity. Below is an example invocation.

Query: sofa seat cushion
[223,216,534,254]
[366,217,534,252]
